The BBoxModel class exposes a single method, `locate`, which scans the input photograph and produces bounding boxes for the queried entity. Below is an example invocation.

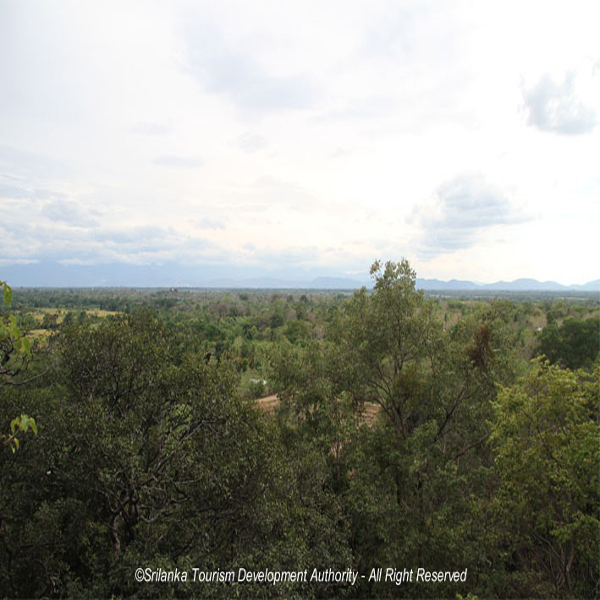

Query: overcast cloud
[409,174,532,258]
[1,0,599,285]
[184,23,319,113]
[523,69,598,135]
[152,156,205,169]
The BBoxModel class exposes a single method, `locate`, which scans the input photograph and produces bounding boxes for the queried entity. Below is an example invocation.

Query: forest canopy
[1,261,598,598]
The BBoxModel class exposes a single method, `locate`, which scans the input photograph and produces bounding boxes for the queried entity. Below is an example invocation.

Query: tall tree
[489,359,600,598]
[331,260,512,596]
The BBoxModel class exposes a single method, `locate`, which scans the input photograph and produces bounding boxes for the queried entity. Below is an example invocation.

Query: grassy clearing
[27,308,119,323]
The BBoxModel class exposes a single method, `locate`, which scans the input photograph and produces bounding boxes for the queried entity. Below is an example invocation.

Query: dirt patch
[255,394,382,426]
[358,402,381,426]
[255,394,279,412]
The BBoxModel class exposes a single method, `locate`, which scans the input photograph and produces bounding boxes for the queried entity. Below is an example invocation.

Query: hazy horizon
[3,259,600,290]
[1,1,599,286]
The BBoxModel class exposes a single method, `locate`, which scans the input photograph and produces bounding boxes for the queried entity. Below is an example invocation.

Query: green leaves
[536,316,600,369]
[490,359,600,597]
[1,278,32,364]
[1,312,32,374]
[3,414,38,453]
[1,279,13,306]
[1,277,37,456]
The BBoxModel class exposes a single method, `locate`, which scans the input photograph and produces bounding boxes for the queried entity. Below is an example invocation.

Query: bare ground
[255,393,381,426]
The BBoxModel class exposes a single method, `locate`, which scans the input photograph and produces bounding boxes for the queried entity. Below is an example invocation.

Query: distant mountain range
[415,278,600,292]
[2,261,599,292]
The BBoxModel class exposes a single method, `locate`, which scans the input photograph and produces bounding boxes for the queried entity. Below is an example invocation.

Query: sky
[1,0,599,286]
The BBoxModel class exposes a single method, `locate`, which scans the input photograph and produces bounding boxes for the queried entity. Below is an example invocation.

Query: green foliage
[1,278,37,453]
[536,316,599,370]
[271,260,514,597]
[490,359,600,597]
[2,280,13,306]
[2,413,38,453]
[1,268,598,597]
[0,309,351,597]
[1,280,32,380]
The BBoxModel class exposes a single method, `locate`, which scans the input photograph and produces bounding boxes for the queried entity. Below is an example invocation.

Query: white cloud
[409,174,534,258]
[41,199,101,227]
[523,69,598,135]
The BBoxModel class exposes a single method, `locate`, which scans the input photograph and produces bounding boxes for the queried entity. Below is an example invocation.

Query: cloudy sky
[1,0,599,285]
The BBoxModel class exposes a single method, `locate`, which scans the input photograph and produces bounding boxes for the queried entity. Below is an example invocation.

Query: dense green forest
[1,262,599,598]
